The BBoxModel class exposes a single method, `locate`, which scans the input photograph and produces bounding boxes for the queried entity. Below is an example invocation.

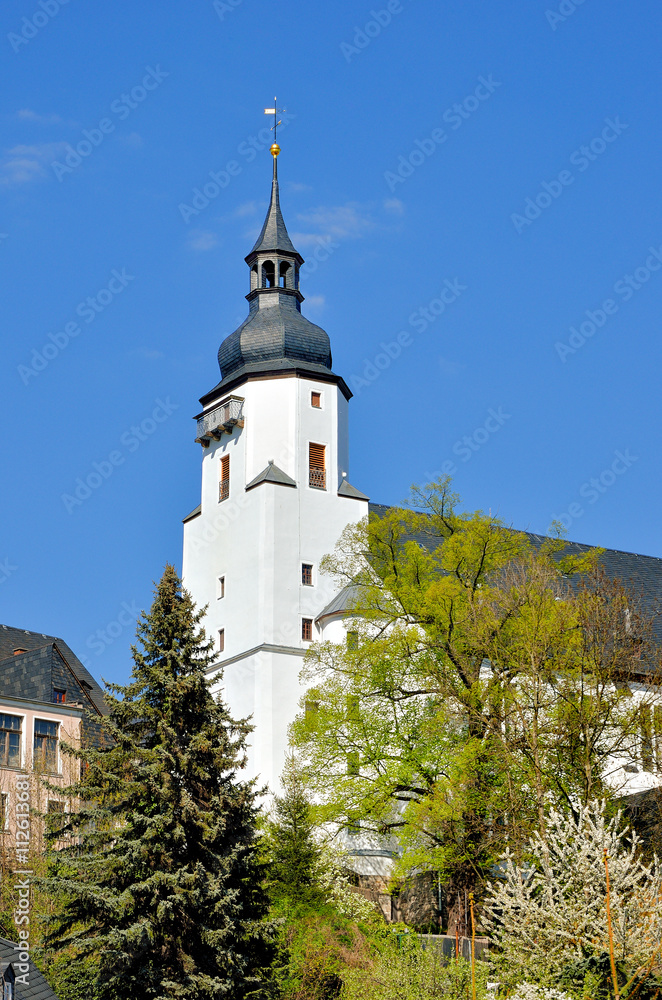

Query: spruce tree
[44,565,274,1000]
[263,756,321,905]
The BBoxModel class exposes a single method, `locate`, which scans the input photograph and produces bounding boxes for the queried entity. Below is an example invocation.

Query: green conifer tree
[44,565,274,1000]
[263,756,321,905]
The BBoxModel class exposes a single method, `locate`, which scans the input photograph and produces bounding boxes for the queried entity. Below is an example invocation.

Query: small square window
[218,629,225,653]
[52,689,66,704]
[217,576,225,599]
[301,563,313,586]
[311,391,321,408]
[302,618,313,642]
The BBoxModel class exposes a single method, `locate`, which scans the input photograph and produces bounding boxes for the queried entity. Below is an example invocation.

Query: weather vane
[264,97,285,157]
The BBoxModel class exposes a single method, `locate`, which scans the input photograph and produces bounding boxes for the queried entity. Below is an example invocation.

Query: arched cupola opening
[279,261,291,288]
[262,260,275,288]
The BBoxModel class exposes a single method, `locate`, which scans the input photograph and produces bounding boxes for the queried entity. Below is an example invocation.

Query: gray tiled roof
[247,171,300,260]
[338,479,370,501]
[317,584,361,621]
[217,294,332,381]
[202,358,351,406]
[0,937,59,999]
[0,625,107,716]
[246,462,296,491]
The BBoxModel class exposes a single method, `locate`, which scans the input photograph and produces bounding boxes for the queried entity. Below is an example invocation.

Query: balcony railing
[309,467,326,489]
[195,397,244,447]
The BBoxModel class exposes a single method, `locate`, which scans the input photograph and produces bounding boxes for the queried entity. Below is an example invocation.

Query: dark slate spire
[199,139,351,407]
[247,156,301,262]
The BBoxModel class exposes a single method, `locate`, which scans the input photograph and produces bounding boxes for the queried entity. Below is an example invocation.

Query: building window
[0,715,21,768]
[33,720,58,772]
[2,965,15,1000]
[347,695,360,721]
[302,618,313,642]
[218,629,225,653]
[219,454,230,502]
[47,799,65,834]
[301,563,313,586]
[0,794,7,831]
[311,391,321,408]
[12,649,26,656]
[52,688,66,704]
[346,631,359,651]
[217,575,225,599]
[308,443,326,490]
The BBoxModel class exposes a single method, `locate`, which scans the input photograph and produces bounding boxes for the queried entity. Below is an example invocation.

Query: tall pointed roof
[246,158,302,262]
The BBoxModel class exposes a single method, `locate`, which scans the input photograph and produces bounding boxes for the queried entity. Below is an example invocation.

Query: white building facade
[182,149,368,790]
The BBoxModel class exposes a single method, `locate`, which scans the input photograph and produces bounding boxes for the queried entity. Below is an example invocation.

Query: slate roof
[0,625,107,716]
[338,479,370,501]
[0,937,59,999]
[246,461,297,491]
[216,295,332,382]
[246,165,301,261]
[317,583,361,622]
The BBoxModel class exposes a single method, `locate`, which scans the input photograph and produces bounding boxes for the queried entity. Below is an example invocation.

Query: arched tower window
[279,261,291,288]
[250,264,258,291]
[261,260,275,288]
[294,264,300,289]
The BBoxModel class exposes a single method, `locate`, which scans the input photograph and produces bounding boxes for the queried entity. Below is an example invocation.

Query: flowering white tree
[483,801,662,980]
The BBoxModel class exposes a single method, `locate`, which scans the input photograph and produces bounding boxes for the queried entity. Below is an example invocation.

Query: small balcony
[195,397,245,447]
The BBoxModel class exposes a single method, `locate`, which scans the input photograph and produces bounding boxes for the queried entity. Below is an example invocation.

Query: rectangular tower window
[217,575,225,599]
[0,714,21,768]
[34,719,58,771]
[218,629,225,653]
[219,454,230,502]
[311,391,321,408]
[302,618,313,642]
[308,443,326,490]
[301,563,313,586]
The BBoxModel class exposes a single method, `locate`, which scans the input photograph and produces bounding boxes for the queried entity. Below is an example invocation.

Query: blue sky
[2,0,662,685]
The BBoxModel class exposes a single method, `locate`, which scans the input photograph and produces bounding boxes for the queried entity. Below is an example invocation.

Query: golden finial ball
[270,143,281,157]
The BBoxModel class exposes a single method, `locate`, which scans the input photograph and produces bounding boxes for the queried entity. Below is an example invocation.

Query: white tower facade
[182,148,368,790]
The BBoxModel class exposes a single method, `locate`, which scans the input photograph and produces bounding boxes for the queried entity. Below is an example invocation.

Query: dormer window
[2,964,15,1000]
[262,260,275,288]
[52,689,66,704]
[12,649,26,656]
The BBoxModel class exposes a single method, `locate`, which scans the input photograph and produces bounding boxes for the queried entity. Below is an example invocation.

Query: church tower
[182,139,368,790]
